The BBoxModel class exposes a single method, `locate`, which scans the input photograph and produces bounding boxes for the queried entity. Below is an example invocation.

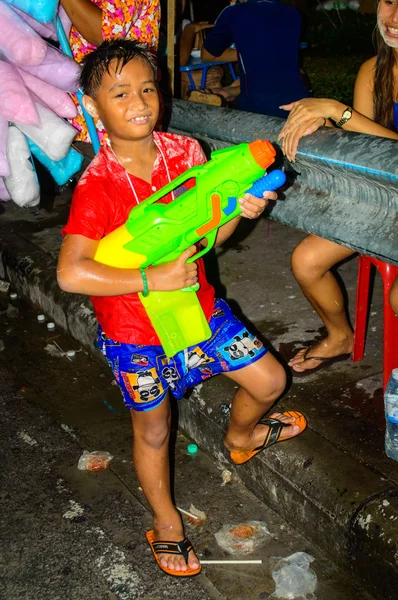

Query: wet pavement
[1,158,398,599]
[0,291,375,600]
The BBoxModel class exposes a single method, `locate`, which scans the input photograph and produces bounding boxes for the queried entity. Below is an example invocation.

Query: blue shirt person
[201,0,308,118]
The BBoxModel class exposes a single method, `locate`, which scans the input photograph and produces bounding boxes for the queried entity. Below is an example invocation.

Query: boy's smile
[84,57,160,143]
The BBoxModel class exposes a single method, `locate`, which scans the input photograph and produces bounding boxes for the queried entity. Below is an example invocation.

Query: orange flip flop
[230,410,307,465]
[145,529,202,577]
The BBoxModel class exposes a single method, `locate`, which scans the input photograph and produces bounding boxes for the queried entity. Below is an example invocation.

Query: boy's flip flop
[146,529,202,577]
[230,410,307,465]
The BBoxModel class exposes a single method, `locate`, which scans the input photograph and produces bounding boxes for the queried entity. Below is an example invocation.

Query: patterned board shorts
[98,298,268,412]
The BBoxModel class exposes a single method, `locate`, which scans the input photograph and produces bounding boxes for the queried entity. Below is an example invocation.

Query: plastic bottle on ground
[384,368,398,461]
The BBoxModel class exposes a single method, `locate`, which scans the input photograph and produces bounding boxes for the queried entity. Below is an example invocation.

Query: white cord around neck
[111,141,174,206]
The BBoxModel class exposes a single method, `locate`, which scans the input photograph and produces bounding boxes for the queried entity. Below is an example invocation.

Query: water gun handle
[184,169,286,292]
[246,169,286,198]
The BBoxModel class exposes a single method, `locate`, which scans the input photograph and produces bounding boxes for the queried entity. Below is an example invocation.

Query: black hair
[80,39,159,98]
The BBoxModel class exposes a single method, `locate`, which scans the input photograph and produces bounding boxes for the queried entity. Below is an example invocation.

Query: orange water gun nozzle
[248,139,276,169]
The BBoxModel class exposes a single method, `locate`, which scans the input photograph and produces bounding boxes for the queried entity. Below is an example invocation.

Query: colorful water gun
[95,139,286,356]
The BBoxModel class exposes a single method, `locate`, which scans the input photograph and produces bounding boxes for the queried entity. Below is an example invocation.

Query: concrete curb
[1,225,397,600]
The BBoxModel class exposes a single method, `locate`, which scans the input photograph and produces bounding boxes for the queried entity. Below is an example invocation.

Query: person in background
[179,21,225,101]
[201,0,308,118]
[277,0,398,374]
[60,0,160,144]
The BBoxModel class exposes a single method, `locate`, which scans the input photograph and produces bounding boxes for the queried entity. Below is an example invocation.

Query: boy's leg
[130,397,200,573]
[223,352,300,452]
[289,234,355,372]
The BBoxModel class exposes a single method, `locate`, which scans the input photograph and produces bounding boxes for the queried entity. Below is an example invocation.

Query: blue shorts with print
[98,298,268,412]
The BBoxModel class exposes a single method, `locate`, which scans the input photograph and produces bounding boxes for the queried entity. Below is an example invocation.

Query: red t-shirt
[62,131,215,345]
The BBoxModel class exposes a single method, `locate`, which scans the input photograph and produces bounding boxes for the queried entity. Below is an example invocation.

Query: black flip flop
[291,345,351,377]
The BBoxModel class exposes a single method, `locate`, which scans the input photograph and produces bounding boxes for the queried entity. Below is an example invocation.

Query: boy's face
[83,58,160,143]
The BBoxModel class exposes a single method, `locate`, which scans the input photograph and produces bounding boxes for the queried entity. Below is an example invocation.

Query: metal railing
[168,99,398,265]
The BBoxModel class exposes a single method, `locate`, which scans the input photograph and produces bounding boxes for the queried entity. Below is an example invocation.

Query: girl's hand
[281,117,325,162]
[147,246,198,291]
[278,98,339,161]
[279,98,338,138]
[239,190,277,219]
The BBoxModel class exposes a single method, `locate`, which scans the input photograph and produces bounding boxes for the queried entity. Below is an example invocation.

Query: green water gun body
[95,139,285,356]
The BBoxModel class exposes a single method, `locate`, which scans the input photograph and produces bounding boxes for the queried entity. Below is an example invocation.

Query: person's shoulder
[356,55,377,86]
[74,145,112,193]
[156,131,202,154]
[359,55,377,74]
[156,131,206,167]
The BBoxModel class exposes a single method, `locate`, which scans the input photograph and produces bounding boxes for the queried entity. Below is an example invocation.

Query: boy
[58,39,306,577]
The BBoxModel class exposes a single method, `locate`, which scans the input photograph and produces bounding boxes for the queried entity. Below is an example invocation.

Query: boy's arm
[57,234,198,295]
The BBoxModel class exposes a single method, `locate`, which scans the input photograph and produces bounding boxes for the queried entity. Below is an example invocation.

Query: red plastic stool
[352,255,398,391]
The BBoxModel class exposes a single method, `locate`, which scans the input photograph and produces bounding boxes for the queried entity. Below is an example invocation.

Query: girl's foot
[152,510,200,573]
[288,335,353,373]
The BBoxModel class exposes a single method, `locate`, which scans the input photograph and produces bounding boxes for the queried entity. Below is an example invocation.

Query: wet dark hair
[80,39,158,98]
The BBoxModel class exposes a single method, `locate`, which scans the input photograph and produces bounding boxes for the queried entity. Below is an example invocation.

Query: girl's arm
[60,0,103,47]
[279,57,398,161]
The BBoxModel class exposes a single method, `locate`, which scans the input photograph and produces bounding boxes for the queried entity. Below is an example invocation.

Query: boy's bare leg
[223,352,300,451]
[289,235,355,373]
[130,397,200,572]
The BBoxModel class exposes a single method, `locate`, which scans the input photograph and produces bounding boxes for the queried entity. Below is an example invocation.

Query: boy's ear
[82,94,99,118]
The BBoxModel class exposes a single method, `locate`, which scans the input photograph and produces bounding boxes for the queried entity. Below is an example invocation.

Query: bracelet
[139,267,149,297]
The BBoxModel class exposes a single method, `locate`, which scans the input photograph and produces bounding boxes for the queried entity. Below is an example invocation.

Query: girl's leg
[289,234,355,372]
[389,275,398,316]
[130,396,199,572]
[223,352,300,451]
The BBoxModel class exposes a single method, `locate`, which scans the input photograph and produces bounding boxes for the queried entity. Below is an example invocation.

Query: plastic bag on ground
[77,450,113,472]
[215,521,271,555]
[270,552,317,599]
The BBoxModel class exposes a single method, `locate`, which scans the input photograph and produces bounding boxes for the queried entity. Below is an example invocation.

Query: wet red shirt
[62,132,215,344]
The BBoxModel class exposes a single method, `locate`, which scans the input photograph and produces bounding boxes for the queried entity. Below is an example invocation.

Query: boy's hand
[239,191,277,219]
[147,246,198,292]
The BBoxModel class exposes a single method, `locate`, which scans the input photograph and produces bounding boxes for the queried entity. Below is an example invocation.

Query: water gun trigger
[186,230,218,263]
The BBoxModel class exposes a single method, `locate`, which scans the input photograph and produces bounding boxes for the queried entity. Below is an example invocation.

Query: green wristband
[139,267,149,297]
